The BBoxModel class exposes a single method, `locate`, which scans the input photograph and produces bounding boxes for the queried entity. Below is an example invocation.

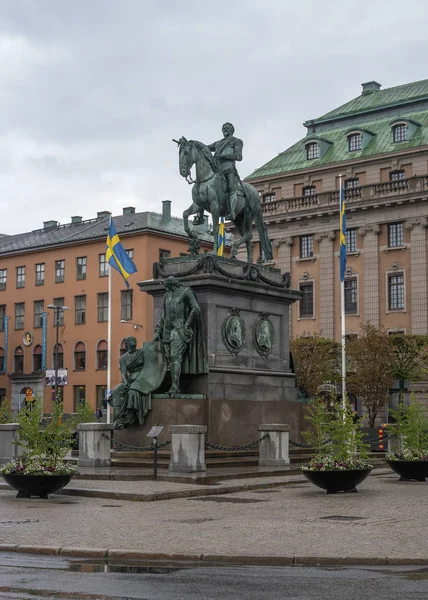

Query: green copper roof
[314,79,428,123]
[246,109,428,180]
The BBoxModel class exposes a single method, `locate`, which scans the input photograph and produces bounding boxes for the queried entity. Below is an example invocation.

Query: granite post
[258,424,290,466]
[0,424,23,465]
[77,423,113,468]
[169,424,207,473]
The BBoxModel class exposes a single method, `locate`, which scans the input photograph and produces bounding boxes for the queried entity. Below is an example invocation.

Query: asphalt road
[0,553,426,599]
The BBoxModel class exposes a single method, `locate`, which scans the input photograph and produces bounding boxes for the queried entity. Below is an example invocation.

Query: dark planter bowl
[302,468,372,494]
[2,473,74,499]
[387,459,428,482]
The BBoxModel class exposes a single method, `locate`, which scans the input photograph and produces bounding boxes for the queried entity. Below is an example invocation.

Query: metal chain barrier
[289,431,394,449]
[205,433,269,452]
[101,434,171,451]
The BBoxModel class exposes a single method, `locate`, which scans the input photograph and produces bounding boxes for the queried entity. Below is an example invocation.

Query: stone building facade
[244,79,428,341]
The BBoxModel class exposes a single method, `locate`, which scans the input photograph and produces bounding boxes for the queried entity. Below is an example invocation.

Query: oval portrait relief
[222,308,246,355]
[254,314,275,357]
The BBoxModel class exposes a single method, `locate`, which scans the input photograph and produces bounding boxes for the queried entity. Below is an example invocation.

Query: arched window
[74,342,86,370]
[120,338,127,357]
[53,343,64,369]
[33,344,43,372]
[14,346,24,373]
[0,347,4,372]
[96,340,108,370]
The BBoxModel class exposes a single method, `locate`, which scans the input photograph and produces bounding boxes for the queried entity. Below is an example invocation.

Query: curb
[0,545,426,567]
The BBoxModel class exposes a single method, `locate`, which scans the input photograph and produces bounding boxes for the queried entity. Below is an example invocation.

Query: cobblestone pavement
[0,471,426,561]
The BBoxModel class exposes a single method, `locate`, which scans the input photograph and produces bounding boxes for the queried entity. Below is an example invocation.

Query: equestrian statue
[174,122,272,263]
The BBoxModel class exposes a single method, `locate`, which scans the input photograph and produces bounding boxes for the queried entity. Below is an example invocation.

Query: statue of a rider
[208,122,243,221]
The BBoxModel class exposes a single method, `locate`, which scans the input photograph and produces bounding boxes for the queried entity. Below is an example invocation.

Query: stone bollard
[169,425,207,473]
[0,424,23,465]
[258,424,290,467]
[77,423,113,468]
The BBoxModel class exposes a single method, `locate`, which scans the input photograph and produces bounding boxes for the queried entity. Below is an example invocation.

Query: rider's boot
[168,362,181,395]
[228,191,238,220]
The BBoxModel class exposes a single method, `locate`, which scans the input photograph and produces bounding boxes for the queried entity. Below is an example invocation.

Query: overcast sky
[1,0,428,234]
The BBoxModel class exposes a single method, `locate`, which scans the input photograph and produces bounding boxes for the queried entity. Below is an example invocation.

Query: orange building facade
[0,202,213,414]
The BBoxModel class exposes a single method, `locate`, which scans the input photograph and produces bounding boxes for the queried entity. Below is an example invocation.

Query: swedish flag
[217,216,225,257]
[339,182,346,282]
[106,218,137,287]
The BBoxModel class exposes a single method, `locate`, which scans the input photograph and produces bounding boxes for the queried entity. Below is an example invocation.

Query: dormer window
[306,142,319,160]
[348,133,362,152]
[393,123,407,143]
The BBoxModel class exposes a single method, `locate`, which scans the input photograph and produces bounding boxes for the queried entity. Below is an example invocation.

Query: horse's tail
[253,205,272,261]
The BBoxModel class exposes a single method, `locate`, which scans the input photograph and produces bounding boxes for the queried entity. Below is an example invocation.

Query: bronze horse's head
[173,137,194,183]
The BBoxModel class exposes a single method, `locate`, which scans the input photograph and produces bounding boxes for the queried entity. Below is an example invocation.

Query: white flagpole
[107,223,112,424]
[339,174,346,412]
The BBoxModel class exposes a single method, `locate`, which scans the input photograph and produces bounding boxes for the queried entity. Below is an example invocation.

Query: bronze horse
[175,137,272,262]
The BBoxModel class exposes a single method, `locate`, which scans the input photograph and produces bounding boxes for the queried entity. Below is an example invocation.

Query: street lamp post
[120,319,143,330]
[47,304,68,402]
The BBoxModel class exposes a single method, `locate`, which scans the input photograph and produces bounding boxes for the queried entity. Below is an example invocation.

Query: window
[393,123,407,143]
[0,269,6,291]
[16,266,25,289]
[302,186,316,197]
[306,143,319,160]
[126,249,134,260]
[96,385,107,410]
[299,282,314,318]
[53,343,64,369]
[75,295,86,325]
[35,263,45,286]
[73,385,86,411]
[99,254,108,277]
[0,347,4,372]
[74,342,86,370]
[96,340,108,369]
[15,303,25,330]
[97,293,108,322]
[121,290,133,321]
[300,235,313,258]
[390,170,405,181]
[0,305,5,332]
[14,346,24,373]
[53,297,65,326]
[55,260,65,283]
[344,279,358,314]
[348,133,362,152]
[388,273,404,310]
[33,345,43,372]
[34,300,44,329]
[76,257,87,280]
[388,222,404,248]
[159,249,171,261]
[345,178,359,189]
[120,338,127,357]
[345,229,357,253]
[262,193,276,203]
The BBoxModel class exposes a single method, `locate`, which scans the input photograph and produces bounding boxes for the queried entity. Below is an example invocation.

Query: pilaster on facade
[405,218,428,334]
[273,237,294,336]
[358,224,380,327]
[314,231,335,338]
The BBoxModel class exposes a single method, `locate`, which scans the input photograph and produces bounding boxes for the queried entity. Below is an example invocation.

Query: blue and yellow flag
[339,181,346,282]
[106,218,137,287]
[217,216,225,257]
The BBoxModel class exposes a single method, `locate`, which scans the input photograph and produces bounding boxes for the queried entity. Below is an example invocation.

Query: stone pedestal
[0,424,23,465]
[258,424,290,466]
[137,255,303,446]
[77,423,113,468]
[169,424,207,473]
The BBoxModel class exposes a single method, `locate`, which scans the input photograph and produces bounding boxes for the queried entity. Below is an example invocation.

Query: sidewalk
[0,469,427,566]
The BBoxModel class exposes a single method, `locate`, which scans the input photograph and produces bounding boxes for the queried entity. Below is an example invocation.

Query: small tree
[290,333,340,399]
[390,334,428,409]
[347,323,395,427]
[389,395,428,459]
[0,399,13,424]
